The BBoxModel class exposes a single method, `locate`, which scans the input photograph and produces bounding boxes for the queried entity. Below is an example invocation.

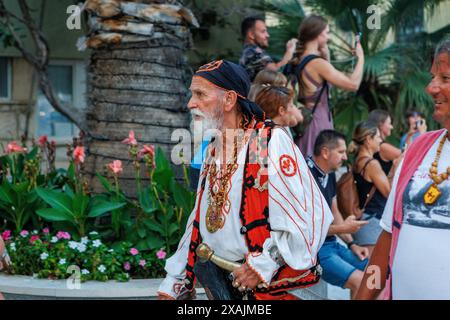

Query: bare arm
[355,230,392,300]
[266,38,298,70]
[328,199,370,261]
[365,160,391,198]
[328,199,368,242]
[380,143,401,162]
[314,42,364,92]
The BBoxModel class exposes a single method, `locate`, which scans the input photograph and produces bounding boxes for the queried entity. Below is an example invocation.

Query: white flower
[40,253,49,260]
[108,249,114,253]
[68,241,87,253]
[81,269,90,275]
[98,265,106,273]
[9,243,16,252]
[50,236,58,243]
[76,244,87,253]
[58,259,66,265]
[80,237,89,245]
[32,230,38,235]
[68,241,78,249]
[92,239,102,248]
[89,231,99,236]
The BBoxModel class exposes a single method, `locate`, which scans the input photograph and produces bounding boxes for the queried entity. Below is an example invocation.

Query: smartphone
[415,119,424,130]
[355,32,362,47]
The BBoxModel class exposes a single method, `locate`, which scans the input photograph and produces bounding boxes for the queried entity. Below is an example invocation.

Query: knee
[345,270,364,291]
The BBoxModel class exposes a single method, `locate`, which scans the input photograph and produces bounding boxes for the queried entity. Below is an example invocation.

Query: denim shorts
[353,213,383,246]
[318,240,368,288]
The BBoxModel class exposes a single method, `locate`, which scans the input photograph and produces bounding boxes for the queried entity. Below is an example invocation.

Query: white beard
[190,107,224,144]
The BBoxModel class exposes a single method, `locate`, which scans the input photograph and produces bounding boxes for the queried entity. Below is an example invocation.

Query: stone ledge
[0,274,348,300]
[0,274,204,299]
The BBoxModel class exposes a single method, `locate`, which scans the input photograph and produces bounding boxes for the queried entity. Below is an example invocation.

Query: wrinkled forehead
[190,76,220,92]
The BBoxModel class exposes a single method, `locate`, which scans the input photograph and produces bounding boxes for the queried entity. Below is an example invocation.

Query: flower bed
[0,131,194,283]
[2,229,166,281]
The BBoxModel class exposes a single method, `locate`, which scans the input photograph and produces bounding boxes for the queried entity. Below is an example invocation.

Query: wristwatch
[347,241,356,249]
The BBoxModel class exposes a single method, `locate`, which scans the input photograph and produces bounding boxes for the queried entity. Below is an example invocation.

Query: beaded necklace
[205,121,248,233]
[423,132,450,205]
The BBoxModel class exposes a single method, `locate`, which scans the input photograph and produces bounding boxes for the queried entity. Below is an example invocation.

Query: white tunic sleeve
[246,128,333,284]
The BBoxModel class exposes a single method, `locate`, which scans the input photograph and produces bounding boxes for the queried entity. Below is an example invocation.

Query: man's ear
[247,29,255,42]
[223,91,238,112]
[321,147,330,160]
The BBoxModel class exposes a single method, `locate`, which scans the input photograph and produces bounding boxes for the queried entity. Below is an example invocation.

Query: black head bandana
[194,60,265,122]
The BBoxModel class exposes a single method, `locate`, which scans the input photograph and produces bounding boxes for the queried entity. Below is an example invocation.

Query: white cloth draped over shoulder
[158,127,333,298]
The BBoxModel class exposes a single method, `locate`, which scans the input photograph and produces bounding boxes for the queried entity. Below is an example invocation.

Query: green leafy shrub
[0,132,194,281]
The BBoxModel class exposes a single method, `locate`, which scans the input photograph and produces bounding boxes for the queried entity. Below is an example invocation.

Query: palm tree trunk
[81,0,198,196]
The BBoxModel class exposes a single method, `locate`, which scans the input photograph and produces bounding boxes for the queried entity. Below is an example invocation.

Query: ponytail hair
[348,121,378,155]
[292,14,328,65]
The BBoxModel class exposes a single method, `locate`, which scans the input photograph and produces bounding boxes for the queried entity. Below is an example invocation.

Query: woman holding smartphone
[399,110,428,151]
[288,14,365,156]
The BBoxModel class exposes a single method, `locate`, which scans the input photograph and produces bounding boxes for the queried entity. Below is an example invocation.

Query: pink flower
[56,231,71,240]
[122,131,137,146]
[138,145,155,159]
[156,248,167,260]
[139,259,146,267]
[107,160,123,175]
[30,235,40,244]
[38,135,48,147]
[42,228,50,234]
[1,230,11,241]
[20,230,29,237]
[6,141,26,154]
[130,248,139,256]
[73,146,85,164]
[123,262,131,271]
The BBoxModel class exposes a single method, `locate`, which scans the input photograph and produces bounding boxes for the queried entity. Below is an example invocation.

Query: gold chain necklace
[423,132,450,205]
[205,121,247,233]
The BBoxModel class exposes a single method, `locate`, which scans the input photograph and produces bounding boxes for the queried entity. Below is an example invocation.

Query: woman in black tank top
[348,121,392,254]
[368,110,402,176]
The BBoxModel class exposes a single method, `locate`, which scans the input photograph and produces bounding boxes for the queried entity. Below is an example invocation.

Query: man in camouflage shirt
[239,16,297,81]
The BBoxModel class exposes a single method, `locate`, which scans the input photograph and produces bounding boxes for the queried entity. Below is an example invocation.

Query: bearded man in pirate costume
[157,60,333,300]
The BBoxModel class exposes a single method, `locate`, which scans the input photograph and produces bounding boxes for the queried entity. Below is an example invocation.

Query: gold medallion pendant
[206,205,225,233]
[423,184,442,205]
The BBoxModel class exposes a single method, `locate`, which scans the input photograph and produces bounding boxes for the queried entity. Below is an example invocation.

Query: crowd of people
[1,12,448,301]
[162,13,449,301]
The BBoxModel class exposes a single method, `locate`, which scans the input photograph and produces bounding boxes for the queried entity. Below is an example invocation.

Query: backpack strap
[283,54,322,90]
[310,81,328,116]
[353,156,371,174]
[354,157,377,211]
[360,157,375,176]
[283,55,328,116]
